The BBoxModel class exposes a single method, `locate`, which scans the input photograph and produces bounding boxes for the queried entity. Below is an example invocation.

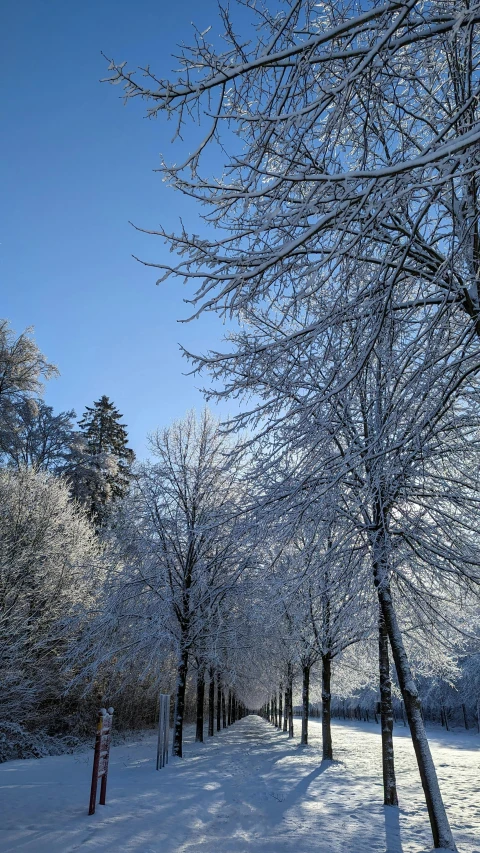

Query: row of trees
[104,2,480,849]
[1,317,479,853]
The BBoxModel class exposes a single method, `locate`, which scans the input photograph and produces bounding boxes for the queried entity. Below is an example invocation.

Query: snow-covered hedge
[0,721,84,763]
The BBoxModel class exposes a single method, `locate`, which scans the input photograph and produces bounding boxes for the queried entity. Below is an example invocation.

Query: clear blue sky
[1,0,238,457]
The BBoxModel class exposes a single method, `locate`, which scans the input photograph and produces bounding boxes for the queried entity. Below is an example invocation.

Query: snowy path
[0,715,478,853]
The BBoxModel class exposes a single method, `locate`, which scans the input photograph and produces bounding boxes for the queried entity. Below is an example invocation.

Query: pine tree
[69,396,134,525]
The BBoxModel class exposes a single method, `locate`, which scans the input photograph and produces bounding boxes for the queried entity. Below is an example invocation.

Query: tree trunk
[283,689,288,732]
[322,652,333,760]
[195,667,205,743]
[222,690,226,728]
[301,663,310,745]
[278,686,283,729]
[173,646,188,757]
[288,677,294,738]
[228,690,232,725]
[273,693,278,727]
[377,580,456,850]
[217,678,222,732]
[208,667,215,737]
[378,607,398,806]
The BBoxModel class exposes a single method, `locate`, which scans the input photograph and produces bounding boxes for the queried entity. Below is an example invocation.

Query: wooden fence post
[88,707,114,815]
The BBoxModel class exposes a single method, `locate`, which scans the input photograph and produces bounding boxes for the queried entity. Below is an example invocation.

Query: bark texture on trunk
[378,607,398,806]
[208,667,215,737]
[173,647,188,757]
[322,652,333,760]
[222,691,226,728]
[283,690,288,732]
[301,664,310,745]
[377,579,456,850]
[278,686,283,729]
[195,667,205,743]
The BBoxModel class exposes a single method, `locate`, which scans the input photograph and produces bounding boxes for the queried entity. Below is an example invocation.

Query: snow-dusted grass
[0,715,478,852]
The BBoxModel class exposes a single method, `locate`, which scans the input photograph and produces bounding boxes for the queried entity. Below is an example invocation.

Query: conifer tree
[68,396,134,525]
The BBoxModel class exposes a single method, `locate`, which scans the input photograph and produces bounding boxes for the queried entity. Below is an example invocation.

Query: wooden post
[88,707,114,815]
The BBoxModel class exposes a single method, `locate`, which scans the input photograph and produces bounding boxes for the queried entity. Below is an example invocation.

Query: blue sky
[1,0,239,457]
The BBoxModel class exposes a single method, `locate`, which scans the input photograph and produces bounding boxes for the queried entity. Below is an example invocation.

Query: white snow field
[0,715,478,853]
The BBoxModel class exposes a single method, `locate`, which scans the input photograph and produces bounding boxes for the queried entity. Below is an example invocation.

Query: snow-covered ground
[0,715,478,853]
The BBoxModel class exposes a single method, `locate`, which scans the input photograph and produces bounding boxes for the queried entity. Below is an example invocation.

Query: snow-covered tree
[0,399,75,472]
[0,467,100,725]
[190,297,480,830]
[67,396,134,525]
[0,320,57,414]
[74,410,255,757]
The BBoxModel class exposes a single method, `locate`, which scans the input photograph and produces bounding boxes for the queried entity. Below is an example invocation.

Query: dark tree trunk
[283,689,288,732]
[288,676,294,738]
[301,663,310,745]
[222,690,226,728]
[173,646,189,757]
[379,607,398,806]
[273,693,278,727]
[322,652,333,760]
[208,667,215,737]
[217,678,222,732]
[278,686,283,729]
[228,690,232,725]
[195,667,205,743]
[376,579,456,850]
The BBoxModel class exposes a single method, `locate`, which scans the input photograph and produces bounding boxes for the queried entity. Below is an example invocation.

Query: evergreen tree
[68,396,134,525]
